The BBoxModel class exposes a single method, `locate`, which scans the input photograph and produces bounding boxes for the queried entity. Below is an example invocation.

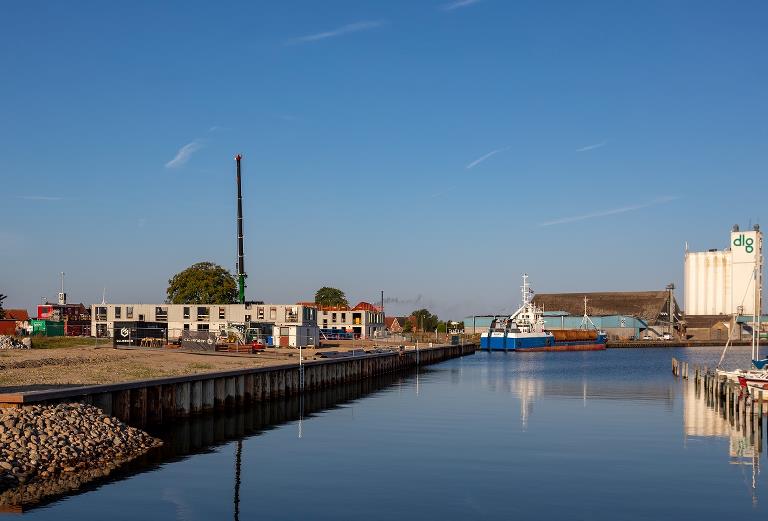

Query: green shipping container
[32,319,65,337]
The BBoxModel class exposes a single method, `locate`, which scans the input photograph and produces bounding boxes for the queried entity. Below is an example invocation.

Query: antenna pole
[235,154,247,304]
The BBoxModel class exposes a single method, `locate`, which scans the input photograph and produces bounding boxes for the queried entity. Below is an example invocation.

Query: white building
[91,302,319,347]
[684,225,763,316]
[315,302,386,339]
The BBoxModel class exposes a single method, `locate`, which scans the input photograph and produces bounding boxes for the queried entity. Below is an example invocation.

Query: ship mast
[521,273,530,305]
[580,296,597,330]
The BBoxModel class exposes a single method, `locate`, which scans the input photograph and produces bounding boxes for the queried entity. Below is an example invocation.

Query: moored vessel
[480,275,607,352]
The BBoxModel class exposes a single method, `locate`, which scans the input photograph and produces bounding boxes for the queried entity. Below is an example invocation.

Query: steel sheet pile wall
[0,344,477,427]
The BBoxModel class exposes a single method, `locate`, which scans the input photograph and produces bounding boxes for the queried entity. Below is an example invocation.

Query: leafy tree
[315,287,349,308]
[167,262,238,304]
[410,309,440,332]
[403,318,413,333]
[0,293,6,320]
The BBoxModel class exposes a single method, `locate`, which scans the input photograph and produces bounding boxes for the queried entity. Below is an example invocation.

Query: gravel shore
[0,403,162,494]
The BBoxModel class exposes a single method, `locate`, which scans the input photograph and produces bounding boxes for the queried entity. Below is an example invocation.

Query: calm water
[14,346,768,520]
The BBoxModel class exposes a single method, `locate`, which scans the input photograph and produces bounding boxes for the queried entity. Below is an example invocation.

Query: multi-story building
[684,224,763,316]
[315,301,385,339]
[90,302,319,347]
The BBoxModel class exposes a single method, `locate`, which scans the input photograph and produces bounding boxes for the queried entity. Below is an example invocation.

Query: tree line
[165,263,463,330]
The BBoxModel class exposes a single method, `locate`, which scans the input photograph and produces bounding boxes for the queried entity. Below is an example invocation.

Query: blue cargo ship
[480,275,607,352]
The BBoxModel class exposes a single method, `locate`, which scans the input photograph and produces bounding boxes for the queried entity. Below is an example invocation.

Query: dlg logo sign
[733,234,755,254]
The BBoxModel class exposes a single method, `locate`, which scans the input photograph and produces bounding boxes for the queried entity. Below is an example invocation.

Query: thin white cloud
[208,125,228,133]
[165,140,205,169]
[575,141,606,152]
[287,20,385,45]
[539,196,679,227]
[442,0,481,11]
[17,195,63,201]
[466,146,511,169]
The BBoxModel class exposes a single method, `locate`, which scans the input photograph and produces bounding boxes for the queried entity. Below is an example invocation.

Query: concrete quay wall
[0,344,477,427]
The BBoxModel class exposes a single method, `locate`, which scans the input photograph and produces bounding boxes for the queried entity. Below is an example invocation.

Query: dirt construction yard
[0,345,317,393]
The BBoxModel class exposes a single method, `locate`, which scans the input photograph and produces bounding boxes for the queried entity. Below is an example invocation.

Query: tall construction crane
[235,154,247,304]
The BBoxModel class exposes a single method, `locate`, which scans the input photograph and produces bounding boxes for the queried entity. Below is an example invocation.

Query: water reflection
[683,377,764,504]
[1,370,418,513]
[478,353,676,428]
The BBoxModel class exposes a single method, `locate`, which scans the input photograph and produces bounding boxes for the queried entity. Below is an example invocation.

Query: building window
[323,319,328,327]
[245,314,251,322]
[197,324,209,331]
[280,327,289,336]
[332,313,337,323]
[96,307,107,321]
[197,307,209,321]
[285,307,298,322]
[126,306,133,319]
[138,314,145,321]
[270,307,276,320]
[183,307,190,319]
[183,324,190,330]
[155,307,168,321]
[114,307,121,319]
[257,307,264,320]
[218,307,226,320]
[341,312,346,322]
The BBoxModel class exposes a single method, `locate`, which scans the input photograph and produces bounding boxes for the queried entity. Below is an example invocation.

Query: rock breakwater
[0,403,162,494]
[0,336,29,350]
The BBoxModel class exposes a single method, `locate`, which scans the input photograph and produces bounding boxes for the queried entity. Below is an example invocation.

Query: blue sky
[1,0,766,319]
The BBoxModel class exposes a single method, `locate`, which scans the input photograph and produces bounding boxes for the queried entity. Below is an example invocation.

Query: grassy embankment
[29,337,112,349]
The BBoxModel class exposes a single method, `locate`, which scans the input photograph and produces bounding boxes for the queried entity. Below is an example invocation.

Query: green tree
[403,318,413,333]
[0,293,6,320]
[167,262,238,304]
[410,309,440,332]
[315,287,349,308]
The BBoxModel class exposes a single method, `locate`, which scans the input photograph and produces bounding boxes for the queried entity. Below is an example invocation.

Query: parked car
[251,339,266,352]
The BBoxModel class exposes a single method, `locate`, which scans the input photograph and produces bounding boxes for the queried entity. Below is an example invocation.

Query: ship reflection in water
[683,377,763,504]
[480,354,675,429]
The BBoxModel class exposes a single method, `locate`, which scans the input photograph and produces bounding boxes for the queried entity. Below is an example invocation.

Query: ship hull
[480,332,607,351]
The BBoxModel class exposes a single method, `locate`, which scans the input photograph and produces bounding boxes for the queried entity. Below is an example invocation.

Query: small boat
[480,275,607,352]
[738,373,768,389]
